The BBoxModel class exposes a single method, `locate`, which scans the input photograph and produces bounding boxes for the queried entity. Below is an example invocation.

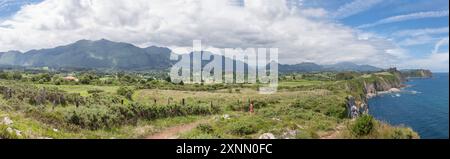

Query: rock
[14,129,22,137]
[281,130,298,139]
[1,117,13,125]
[346,96,369,118]
[5,127,22,137]
[222,114,231,120]
[366,93,376,99]
[388,88,401,93]
[259,133,276,139]
[271,118,281,122]
[53,128,59,132]
[359,103,369,114]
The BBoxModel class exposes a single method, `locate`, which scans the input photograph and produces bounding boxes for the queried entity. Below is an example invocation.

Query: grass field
[37,84,120,96]
[0,71,419,139]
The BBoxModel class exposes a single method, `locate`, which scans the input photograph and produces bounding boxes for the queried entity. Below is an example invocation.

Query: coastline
[368,73,449,138]
[366,88,402,99]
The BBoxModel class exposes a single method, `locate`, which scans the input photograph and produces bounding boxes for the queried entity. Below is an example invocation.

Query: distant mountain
[323,62,382,72]
[0,39,172,70]
[0,39,382,73]
[278,62,382,73]
[278,62,323,73]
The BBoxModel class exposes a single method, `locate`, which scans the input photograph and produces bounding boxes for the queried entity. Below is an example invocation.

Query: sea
[369,73,449,139]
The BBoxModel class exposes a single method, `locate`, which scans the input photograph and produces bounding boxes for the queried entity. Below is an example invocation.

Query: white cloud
[399,37,449,72]
[393,27,449,37]
[298,8,328,18]
[358,10,449,28]
[432,37,449,54]
[401,53,449,72]
[398,35,437,46]
[0,0,446,71]
[333,0,382,19]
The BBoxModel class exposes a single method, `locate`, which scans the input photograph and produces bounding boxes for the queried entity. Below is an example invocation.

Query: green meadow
[0,71,418,139]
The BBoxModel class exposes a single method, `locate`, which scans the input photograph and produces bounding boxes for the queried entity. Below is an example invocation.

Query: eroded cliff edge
[344,68,432,118]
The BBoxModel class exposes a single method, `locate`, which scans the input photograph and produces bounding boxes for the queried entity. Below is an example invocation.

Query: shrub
[128,103,221,120]
[228,121,258,135]
[336,72,359,80]
[64,106,123,130]
[292,95,346,119]
[63,102,221,130]
[12,72,22,80]
[87,89,104,94]
[197,124,214,134]
[225,117,270,136]
[117,87,134,100]
[227,100,270,112]
[350,115,374,136]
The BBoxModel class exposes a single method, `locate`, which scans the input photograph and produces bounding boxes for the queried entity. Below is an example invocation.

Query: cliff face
[363,76,402,98]
[345,68,433,118]
[346,96,369,118]
[345,68,426,118]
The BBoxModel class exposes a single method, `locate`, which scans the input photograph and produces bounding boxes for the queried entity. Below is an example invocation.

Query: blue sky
[0,0,42,19]
[0,0,449,71]
[320,0,449,59]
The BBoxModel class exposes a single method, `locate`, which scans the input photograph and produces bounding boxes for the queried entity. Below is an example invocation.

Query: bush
[128,103,221,120]
[197,124,214,134]
[12,72,22,80]
[64,106,124,130]
[227,100,270,112]
[63,102,221,130]
[117,87,134,100]
[292,95,347,118]
[229,121,258,135]
[350,115,374,136]
[336,72,359,80]
[225,117,271,136]
[87,89,104,94]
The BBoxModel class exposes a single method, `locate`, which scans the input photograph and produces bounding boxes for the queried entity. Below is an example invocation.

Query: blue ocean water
[369,73,449,139]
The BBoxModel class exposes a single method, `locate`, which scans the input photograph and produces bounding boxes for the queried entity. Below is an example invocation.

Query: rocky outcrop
[0,116,23,138]
[363,78,402,99]
[346,96,368,118]
[259,133,276,139]
[346,68,409,118]
[401,69,433,78]
[1,117,13,125]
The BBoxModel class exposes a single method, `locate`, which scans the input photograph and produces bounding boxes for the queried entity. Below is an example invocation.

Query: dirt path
[146,120,207,139]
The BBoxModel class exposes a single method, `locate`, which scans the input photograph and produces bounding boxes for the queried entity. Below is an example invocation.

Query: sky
[0,0,448,72]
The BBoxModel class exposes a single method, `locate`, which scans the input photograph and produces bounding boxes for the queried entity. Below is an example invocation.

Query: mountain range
[0,39,382,73]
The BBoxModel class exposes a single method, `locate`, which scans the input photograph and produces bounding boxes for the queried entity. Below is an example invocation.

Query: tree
[0,72,10,80]
[117,87,134,100]
[165,76,172,83]
[336,72,357,80]
[12,72,22,80]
